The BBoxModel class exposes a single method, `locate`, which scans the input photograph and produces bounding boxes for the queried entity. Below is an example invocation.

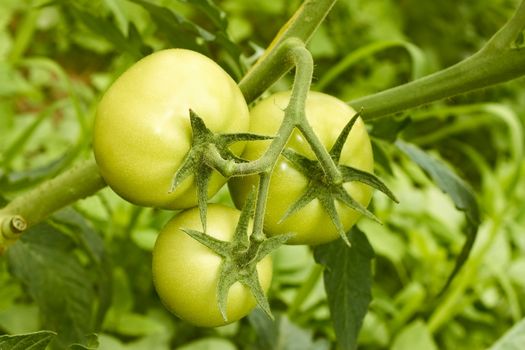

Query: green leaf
[6,223,104,348]
[128,0,243,77]
[396,141,480,294]
[58,1,145,58]
[396,141,480,226]
[0,330,56,350]
[489,318,525,350]
[128,0,212,52]
[369,115,411,143]
[180,0,227,29]
[51,209,113,328]
[314,227,374,350]
[68,334,99,350]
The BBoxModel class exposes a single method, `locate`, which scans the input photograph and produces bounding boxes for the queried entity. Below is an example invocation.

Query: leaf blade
[314,227,375,350]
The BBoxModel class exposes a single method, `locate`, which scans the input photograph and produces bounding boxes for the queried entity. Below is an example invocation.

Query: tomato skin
[152,204,272,327]
[229,91,374,245]
[93,49,249,209]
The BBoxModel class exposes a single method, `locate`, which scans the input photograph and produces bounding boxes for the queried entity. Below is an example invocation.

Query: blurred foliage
[1,0,525,349]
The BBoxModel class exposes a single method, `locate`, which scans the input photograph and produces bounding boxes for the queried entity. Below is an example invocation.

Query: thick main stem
[1,158,105,230]
[350,0,525,120]
[349,49,525,120]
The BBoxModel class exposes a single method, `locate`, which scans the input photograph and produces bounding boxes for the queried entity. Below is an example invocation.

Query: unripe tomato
[152,204,273,327]
[93,49,249,209]
[229,91,374,245]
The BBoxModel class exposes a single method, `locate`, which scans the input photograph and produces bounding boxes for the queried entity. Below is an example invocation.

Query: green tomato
[229,91,374,245]
[93,49,249,209]
[152,204,272,327]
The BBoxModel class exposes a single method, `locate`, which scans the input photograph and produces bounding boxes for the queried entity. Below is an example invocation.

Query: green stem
[239,0,337,103]
[211,38,315,176]
[349,48,525,120]
[0,158,105,231]
[349,0,525,120]
[484,0,525,50]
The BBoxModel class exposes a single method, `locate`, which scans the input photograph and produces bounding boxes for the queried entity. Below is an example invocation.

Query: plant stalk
[0,158,105,234]
[349,49,525,120]
[349,0,525,120]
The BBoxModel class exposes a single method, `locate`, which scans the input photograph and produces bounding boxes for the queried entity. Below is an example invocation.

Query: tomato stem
[349,0,525,120]
[0,158,106,237]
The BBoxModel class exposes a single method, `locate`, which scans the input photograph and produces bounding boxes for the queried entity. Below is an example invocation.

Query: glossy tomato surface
[229,91,374,245]
[152,204,272,327]
[93,49,249,209]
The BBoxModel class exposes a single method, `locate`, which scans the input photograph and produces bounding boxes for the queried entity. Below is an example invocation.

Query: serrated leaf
[6,224,102,348]
[314,227,374,350]
[175,0,244,77]
[396,141,480,225]
[68,334,99,350]
[61,1,144,58]
[181,0,227,29]
[128,0,212,52]
[396,141,480,294]
[489,318,525,350]
[0,330,56,350]
[51,209,112,328]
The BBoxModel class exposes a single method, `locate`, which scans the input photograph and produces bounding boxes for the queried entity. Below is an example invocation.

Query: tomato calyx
[181,189,291,322]
[171,110,272,230]
[280,114,398,246]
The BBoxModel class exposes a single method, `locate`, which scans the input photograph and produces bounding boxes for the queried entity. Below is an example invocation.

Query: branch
[348,0,525,120]
[0,158,105,242]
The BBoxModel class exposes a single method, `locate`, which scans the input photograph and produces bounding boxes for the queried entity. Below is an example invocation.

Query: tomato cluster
[93,49,375,327]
